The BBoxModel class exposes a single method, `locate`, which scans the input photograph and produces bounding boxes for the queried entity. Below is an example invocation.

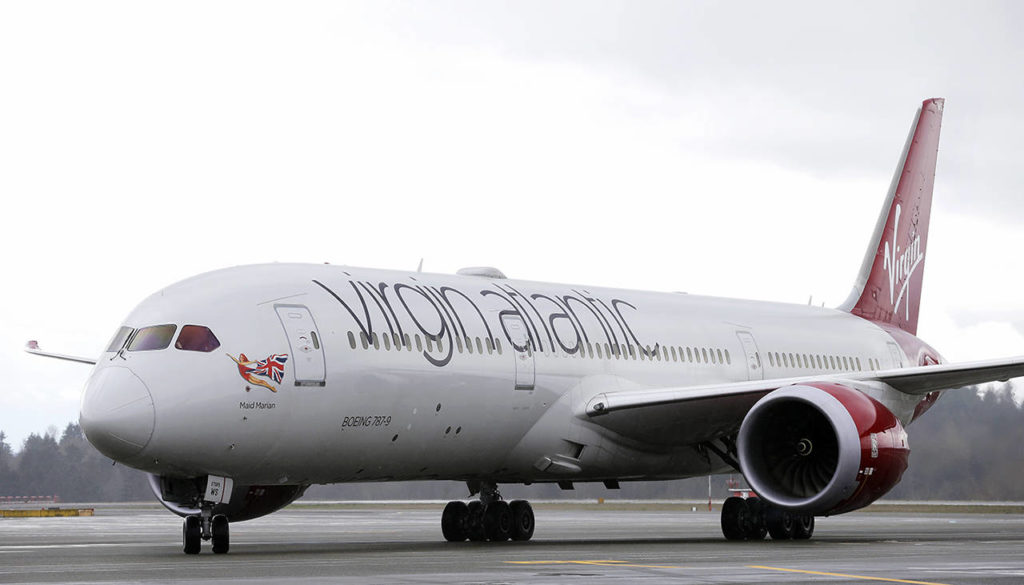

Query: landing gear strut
[721,496,814,541]
[182,505,230,554]
[441,483,534,543]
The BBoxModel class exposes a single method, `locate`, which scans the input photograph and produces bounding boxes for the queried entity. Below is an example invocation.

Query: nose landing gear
[441,482,534,543]
[182,505,230,554]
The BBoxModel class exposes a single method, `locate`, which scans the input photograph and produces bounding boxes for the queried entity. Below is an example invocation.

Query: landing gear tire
[765,506,795,540]
[441,501,469,542]
[483,500,512,542]
[183,515,201,555]
[721,497,767,540]
[211,514,229,554]
[743,497,767,540]
[793,514,815,540]
[721,497,747,540]
[509,500,535,541]
[466,501,486,542]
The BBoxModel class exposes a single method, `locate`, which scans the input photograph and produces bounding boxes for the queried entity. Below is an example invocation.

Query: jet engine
[147,474,307,522]
[737,382,909,516]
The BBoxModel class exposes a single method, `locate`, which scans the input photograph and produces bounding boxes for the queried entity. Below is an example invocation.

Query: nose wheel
[182,508,230,554]
[441,483,534,543]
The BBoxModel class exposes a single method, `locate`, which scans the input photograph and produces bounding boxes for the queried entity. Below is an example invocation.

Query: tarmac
[1,502,1023,584]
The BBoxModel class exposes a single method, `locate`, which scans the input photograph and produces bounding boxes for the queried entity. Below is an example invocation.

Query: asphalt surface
[1,502,1023,584]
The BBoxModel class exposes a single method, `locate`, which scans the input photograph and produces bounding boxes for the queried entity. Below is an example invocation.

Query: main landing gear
[441,483,535,543]
[183,505,230,554]
[720,496,814,541]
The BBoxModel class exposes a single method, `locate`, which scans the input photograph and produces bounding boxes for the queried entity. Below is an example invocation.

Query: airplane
[26,97,1024,554]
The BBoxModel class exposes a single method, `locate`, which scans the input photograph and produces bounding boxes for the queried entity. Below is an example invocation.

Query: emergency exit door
[736,331,764,381]
[275,304,326,386]
[501,314,534,390]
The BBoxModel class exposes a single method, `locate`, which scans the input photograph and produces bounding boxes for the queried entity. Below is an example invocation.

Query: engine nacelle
[737,383,909,516]
[147,474,307,522]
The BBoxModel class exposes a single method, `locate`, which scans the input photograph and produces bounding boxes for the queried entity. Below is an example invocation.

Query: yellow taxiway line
[749,565,951,585]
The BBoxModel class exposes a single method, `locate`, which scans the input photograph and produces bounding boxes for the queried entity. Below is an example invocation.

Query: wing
[583,356,1024,446]
[24,340,98,365]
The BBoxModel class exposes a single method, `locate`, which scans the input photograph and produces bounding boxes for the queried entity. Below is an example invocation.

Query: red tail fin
[839,98,944,335]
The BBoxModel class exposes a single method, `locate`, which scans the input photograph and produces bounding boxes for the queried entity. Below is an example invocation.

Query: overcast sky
[2,1,1023,449]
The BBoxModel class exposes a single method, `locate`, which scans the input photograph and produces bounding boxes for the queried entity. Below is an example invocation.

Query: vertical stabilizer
[838,98,944,335]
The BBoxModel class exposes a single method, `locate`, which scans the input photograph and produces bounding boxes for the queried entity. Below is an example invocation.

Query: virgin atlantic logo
[883,203,924,319]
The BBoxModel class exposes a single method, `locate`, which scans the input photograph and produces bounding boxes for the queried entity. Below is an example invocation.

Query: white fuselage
[84,263,923,487]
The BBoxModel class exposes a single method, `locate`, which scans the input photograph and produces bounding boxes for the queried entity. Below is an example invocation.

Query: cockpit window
[105,326,134,353]
[127,324,177,351]
[175,325,221,352]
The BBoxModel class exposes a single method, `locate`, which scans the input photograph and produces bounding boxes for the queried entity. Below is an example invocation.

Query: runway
[1,502,1023,584]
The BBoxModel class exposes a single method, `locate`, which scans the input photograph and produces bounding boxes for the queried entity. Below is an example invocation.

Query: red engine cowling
[737,383,909,516]
[147,474,307,522]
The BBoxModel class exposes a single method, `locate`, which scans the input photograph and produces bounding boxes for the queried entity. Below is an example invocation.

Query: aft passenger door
[501,314,535,390]
[275,304,326,387]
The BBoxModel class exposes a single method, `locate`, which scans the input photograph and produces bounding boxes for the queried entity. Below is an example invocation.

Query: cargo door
[275,304,326,386]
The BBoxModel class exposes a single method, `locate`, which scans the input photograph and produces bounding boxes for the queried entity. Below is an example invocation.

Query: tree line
[2,386,1022,503]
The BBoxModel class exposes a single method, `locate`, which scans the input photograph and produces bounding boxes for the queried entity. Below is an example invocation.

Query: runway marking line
[749,565,952,585]
[505,559,686,569]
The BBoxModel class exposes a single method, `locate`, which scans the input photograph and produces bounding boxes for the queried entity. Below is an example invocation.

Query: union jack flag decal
[228,352,289,392]
[251,354,288,383]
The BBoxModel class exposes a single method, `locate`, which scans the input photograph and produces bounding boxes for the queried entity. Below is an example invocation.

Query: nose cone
[80,366,155,461]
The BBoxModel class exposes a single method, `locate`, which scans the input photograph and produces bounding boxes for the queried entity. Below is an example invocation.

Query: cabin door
[735,331,764,380]
[275,304,326,386]
[501,314,535,390]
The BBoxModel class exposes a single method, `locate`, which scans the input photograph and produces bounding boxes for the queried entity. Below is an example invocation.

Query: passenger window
[415,335,423,352]
[725,349,731,364]
[360,332,369,349]
[495,339,502,355]
[701,348,708,363]
[348,331,356,349]
[383,334,391,351]
[476,337,483,354]
[128,324,177,352]
[105,326,134,353]
[486,338,494,354]
[426,337,433,352]
[717,349,723,364]
[768,352,775,367]
[175,325,221,352]
[671,346,678,362]
[686,347,693,362]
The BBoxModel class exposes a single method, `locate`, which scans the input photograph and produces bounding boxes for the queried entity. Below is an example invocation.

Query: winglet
[839,98,944,335]
[24,340,97,365]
